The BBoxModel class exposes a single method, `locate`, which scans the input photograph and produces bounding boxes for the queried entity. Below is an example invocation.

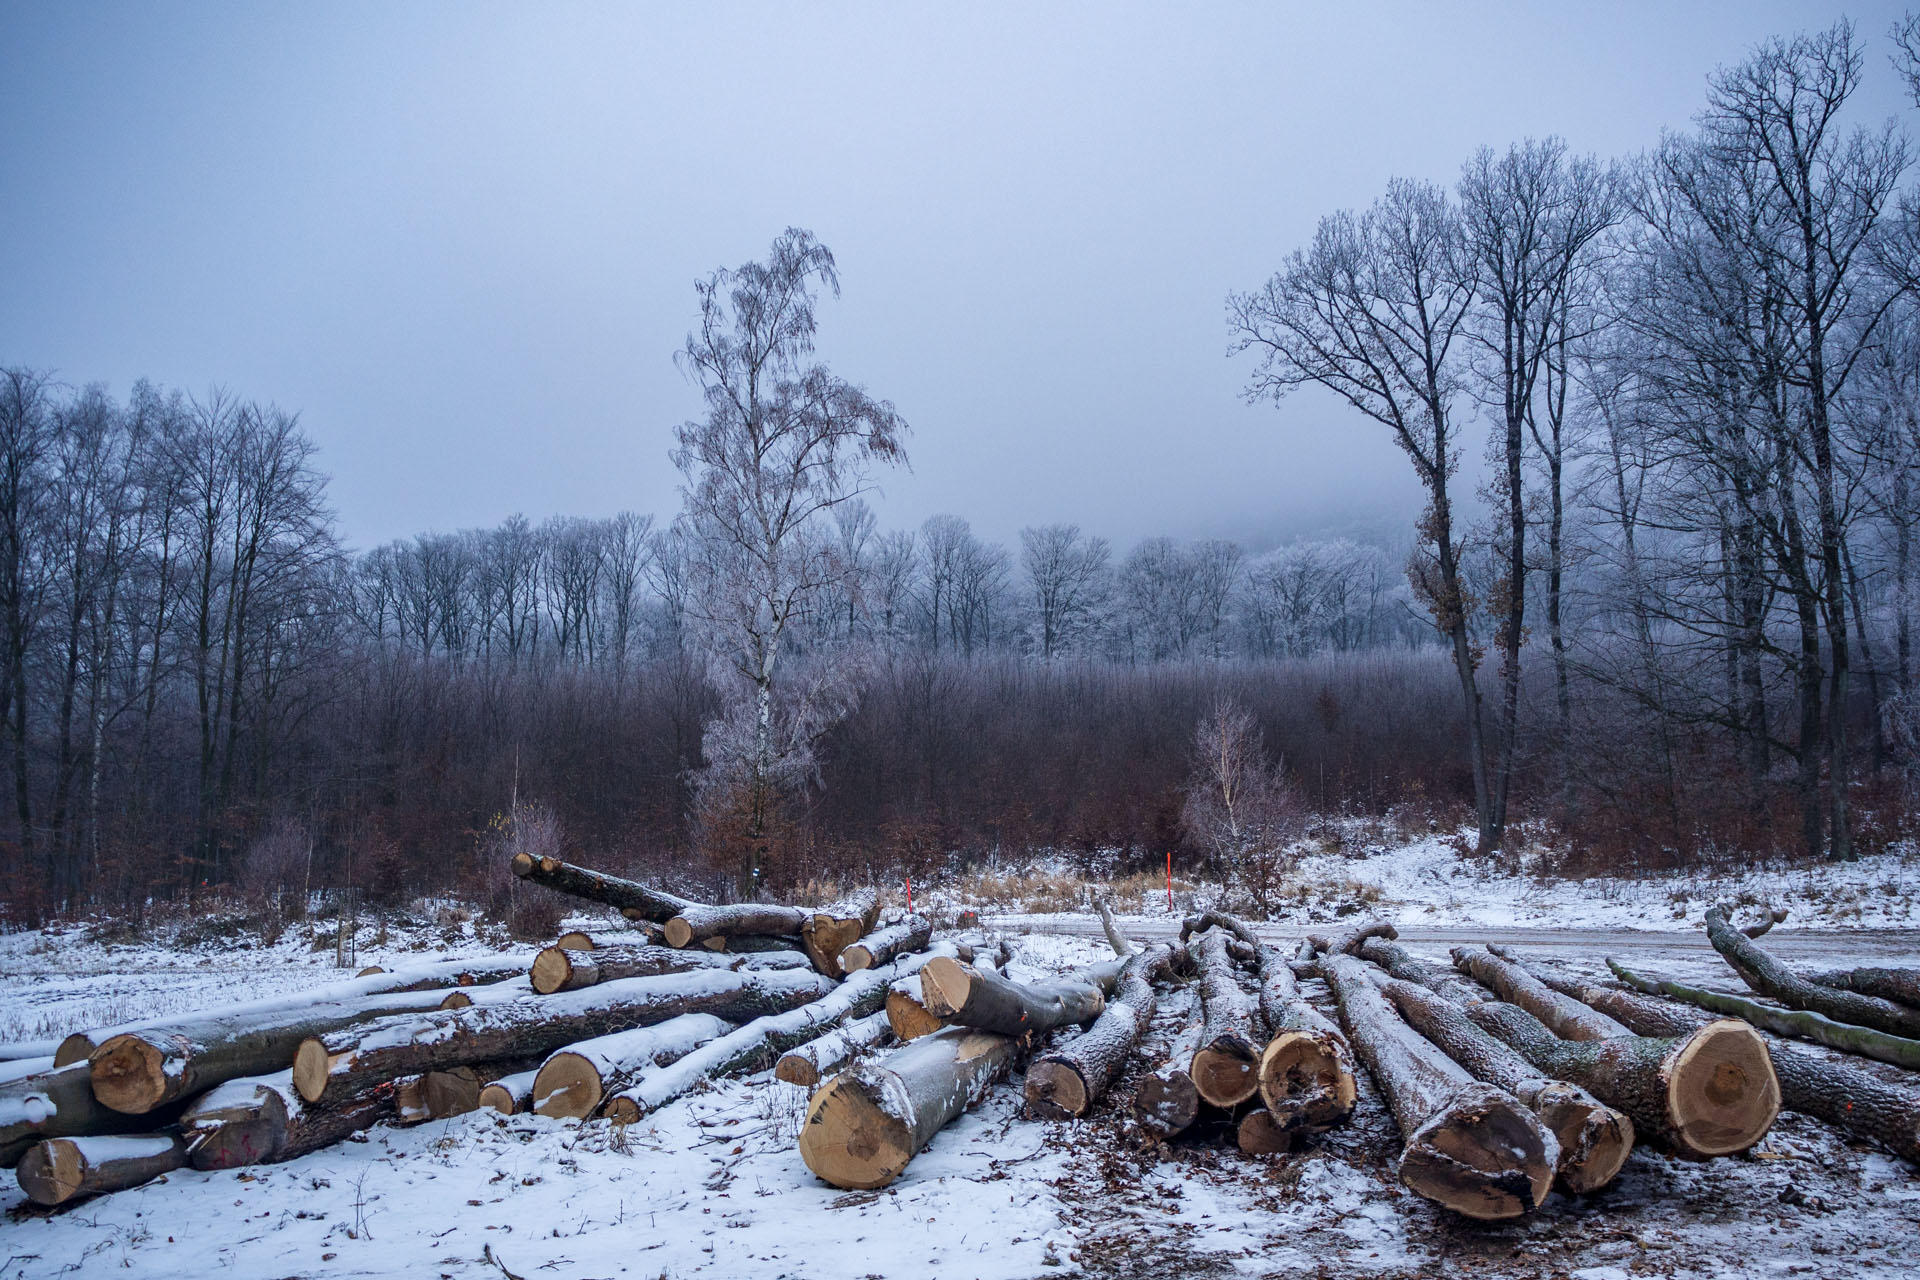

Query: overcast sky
[2,2,1915,555]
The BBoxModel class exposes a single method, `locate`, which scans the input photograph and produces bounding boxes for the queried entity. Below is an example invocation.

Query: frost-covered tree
[671,229,908,893]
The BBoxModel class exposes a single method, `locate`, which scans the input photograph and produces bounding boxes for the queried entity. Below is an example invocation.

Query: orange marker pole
[1165,851,1173,912]
[906,875,912,914]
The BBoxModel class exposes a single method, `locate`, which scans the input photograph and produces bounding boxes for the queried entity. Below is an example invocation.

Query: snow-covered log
[663,903,809,949]
[1250,934,1354,1134]
[1,1062,174,1169]
[528,942,806,995]
[1465,1000,1777,1158]
[1319,953,1556,1220]
[775,1012,892,1087]
[181,1070,396,1170]
[797,1026,1019,1189]
[1451,945,1630,1040]
[87,978,533,1115]
[1133,1019,1206,1141]
[1376,974,1633,1193]
[603,957,928,1122]
[1307,918,1397,959]
[53,954,534,1067]
[292,966,836,1105]
[1357,936,1489,1005]
[918,954,1123,1037]
[1704,903,1920,1039]
[885,973,948,1042]
[1024,943,1177,1119]
[16,1133,190,1206]
[478,1069,539,1115]
[511,853,694,923]
[438,977,541,1010]
[1188,928,1263,1107]
[800,889,881,974]
[838,915,932,974]
[532,1014,734,1118]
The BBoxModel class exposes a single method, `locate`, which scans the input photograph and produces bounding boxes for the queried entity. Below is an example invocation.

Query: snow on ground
[4,838,1920,1278]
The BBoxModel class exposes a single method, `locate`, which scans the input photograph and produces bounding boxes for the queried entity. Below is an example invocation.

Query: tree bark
[1318,954,1554,1219]
[292,967,835,1106]
[510,853,694,923]
[1377,975,1633,1193]
[529,942,805,995]
[1802,965,1920,1011]
[775,1011,892,1087]
[797,1026,1018,1189]
[87,982,519,1114]
[53,955,534,1067]
[531,1013,734,1119]
[1024,943,1174,1119]
[1605,959,1920,1070]
[919,954,1122,1038]
[1465,1000,1777,1157]
[663,902,808,949]
[800,888,880,975]
[1188,928,1263,1107]
[16,1133,190,1206]
[838,915,932,974]
[1451,945,1630,1040]
[181,1070,396,1170]
[1704,904,1920,1038]
[1358,936,1487,1005]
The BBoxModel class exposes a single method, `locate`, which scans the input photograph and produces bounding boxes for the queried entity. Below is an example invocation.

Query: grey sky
[2,2,1913,555]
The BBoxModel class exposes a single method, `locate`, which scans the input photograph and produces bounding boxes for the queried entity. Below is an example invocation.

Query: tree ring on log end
[1668,1019,1778,1156]
[798,1076,914,1190]
[89,1036,168,1114]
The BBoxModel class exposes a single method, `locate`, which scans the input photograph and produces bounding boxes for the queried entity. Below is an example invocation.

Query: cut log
[1024,943,1176,1120]
[439,977,539,1010]
[1803,965,1920,1012]
[1451,945,1631,1040]
[1319,953,1556,1220]
[292,966,836,1106]
[1376,975,1633,1194]
[478,1068,538,1115]
[1239,925,1356,1134]
[1,1062,179,1169]
[0,1040,62,1063]
[664,903,810,949]
[886,974,949,1042]
[800,888,881,974]
[1465,1000,1777,1158]
[776,1012,893,1088]
[919,954,1123,1037]
[1188,928,1263,1108]
[1705,903,1920,1039]
[1357,936,1488,1005]
[554,931,596,951]
[87,980,526,1114]
[532,1013,735,1119]
[511,853,694,923]
[606,957,929,1122]
[53,954,534,1066]
[1236,1108,1294,1155]
[393,1074,431,1125]
[1308,918,1397,959]
[838,915,933,974]
[698,934,799,953]
[797,1026,1018,1189]
[355,965,385,977]
[16,1133,190,1206]
[1605,958,1920,1071]
[1133,1019,1206,1140]
[528,942,805,995]
[1487,946,1920,1168]
[181,1070,396,1170]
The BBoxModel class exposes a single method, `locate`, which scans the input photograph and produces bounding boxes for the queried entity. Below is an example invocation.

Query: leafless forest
[3,19,1920,925]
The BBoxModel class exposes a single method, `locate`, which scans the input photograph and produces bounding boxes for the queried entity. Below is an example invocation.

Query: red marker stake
[906,875,912,914]
[1165,852,1173,912]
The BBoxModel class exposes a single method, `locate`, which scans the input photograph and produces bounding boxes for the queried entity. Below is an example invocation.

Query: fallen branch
[1318,953,1554,1219]
[511,854,694,923]
[1308,918,1397,959]
[1607,958,1920,1071]
[1704,903,1920,1039]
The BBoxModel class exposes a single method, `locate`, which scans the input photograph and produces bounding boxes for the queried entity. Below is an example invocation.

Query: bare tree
[672,228,908,893]
[1019,523,1110,660]
[1230,179,1497,848]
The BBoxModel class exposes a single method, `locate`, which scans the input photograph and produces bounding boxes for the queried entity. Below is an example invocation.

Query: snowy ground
[2,839,1918,1279]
